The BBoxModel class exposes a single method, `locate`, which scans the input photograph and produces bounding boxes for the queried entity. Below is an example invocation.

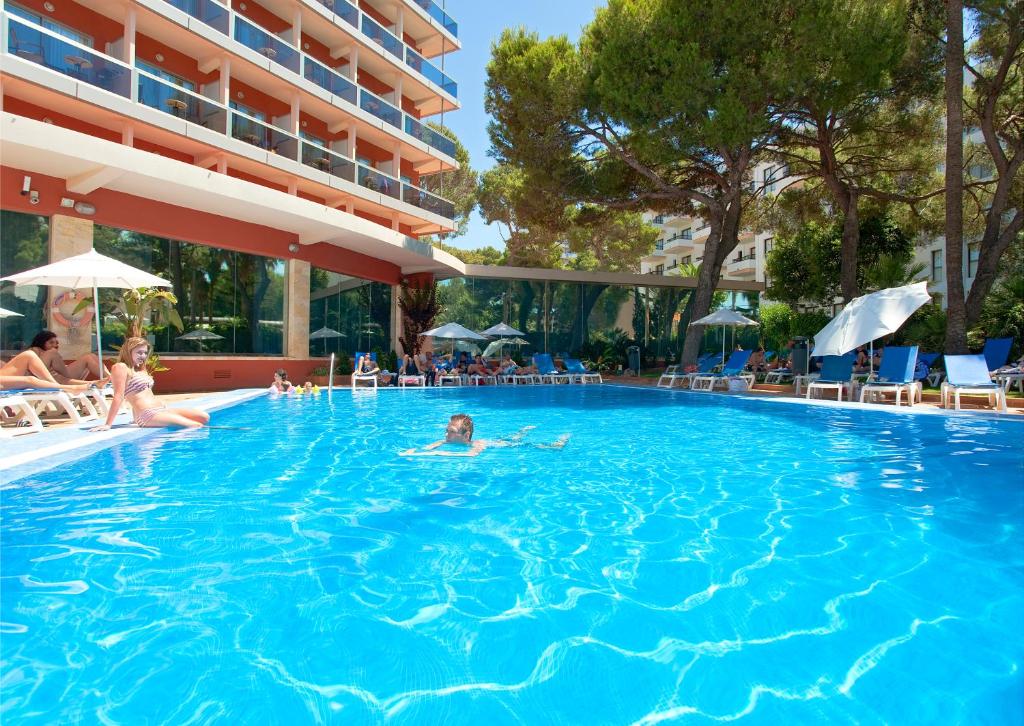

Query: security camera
[21,176,31,195]
[29,190,39,205]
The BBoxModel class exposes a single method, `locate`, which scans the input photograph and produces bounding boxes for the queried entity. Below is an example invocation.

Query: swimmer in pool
[399,414,569,458]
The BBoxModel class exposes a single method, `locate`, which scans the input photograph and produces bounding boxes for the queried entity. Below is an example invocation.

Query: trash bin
[627,345,641,375]
[791,336,809,376]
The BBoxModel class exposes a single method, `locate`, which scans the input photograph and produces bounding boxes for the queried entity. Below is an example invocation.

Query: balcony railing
[404,115,455,158]
[302,55,357,106]
[163,0,229,34]
[301,141,355,183]
[137,70,227,133]
[159,1,456,157]
[2,13,456,222]
[409,0,458,37]
[308,0,456,97]
[359,88,402,129]
[7,17,131,98]
[405,46,456,96]
[234,15,300,74]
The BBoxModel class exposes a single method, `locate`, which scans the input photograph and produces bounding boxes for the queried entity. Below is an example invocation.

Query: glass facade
[93,225,285,355]
[0,211,49,353]
[433,277,760,368]
[309,269,392,361]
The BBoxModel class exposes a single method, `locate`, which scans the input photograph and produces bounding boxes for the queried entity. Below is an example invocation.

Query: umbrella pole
[869,340,874,377]
[93,284,108,377]
[722,324,726,363]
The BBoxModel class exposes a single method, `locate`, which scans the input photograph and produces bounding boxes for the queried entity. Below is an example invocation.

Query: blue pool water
[2,386,1022,723]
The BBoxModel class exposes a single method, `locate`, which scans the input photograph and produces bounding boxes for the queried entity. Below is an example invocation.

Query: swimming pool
[2,386,1022,723]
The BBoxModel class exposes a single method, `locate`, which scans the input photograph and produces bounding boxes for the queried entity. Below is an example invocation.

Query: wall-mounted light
[287,243,300,253]
[236,91,245,99]
[155,53,165,63]
[303,43,310,50]
[43,1,55,12]
[60,197,75,208]
[301,120,307,127]
[42,117,53,124]
[74,202,96,215]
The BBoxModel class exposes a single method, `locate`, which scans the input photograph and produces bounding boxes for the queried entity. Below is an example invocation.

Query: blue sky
[435,0,605,250]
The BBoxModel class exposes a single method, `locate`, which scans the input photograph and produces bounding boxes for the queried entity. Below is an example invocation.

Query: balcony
[726,253,757,276]
[155,2,457,160]
[308,0,457,98]
[409,0,458,38]
[3,14,457,224]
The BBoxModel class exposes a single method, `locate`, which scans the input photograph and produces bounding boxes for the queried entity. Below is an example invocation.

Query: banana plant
[112,287,184,338]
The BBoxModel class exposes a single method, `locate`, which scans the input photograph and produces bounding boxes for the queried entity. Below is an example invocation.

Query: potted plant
[308,366,331,387]
[100,287,183,372]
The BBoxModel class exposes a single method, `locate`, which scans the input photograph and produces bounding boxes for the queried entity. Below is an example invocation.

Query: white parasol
[1,249,171,375]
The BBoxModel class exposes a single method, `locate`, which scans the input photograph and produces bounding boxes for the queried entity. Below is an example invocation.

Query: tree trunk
[680,200,742,365]
[965,210,1023,327]
[567,284,608,352]
[943,0,968,353]
[839,191,860,302]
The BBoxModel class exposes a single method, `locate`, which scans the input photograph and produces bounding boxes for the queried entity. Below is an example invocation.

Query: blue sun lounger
[691,350,753,391]
[941,354,1008,412]
[982,337,1013,372]
[565,358,602,384]
[805,355,855,401]
[860,345,920,406]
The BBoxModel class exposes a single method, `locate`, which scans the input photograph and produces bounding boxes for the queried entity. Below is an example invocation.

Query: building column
[124,7,137,65]
[391,283,403,355]
[284,258,310,358]
[290,6,302,47]
[48,215,95,360]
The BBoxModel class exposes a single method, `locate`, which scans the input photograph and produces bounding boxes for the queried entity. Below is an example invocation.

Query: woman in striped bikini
[91,337,209,431]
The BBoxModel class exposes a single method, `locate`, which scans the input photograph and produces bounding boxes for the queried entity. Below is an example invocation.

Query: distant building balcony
[726,253,757,276]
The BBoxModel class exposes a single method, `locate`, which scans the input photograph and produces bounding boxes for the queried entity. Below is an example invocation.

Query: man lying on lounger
[400,414,569,457]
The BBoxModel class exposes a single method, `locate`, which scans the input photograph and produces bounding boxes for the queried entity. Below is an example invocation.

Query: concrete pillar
[290,6,302,47]
[347,46,359,82]
[219,58,231,105]
[284,258,310,358]
[48,215,95,360]
[124,8,137,65]
[290,93,300,135]
[391,284,403,355]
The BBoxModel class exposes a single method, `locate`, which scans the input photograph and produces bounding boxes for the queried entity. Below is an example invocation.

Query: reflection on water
[2,388,1022,723]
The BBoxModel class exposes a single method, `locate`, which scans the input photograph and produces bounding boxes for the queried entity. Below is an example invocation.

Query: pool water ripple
[2,386,1022,723]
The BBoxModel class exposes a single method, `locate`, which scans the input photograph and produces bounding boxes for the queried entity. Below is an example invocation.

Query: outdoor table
[64,54,92,76]
[165,98,187,115]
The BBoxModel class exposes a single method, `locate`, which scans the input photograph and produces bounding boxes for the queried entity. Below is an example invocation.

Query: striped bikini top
[124,371,154,396]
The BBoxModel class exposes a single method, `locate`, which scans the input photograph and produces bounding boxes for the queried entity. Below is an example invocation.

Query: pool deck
[2,382,1019,481]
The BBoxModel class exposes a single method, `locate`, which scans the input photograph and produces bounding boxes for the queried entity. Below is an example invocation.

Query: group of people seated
[0,330,106,393]
[358,350,544,386]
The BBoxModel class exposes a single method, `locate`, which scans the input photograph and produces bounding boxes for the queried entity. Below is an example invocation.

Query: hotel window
[967,243,980,278]
[655,264,664,274]
[931,249,944,282]
[300,130,326,147]
[229,101,265,122]
[764,237,774,255]
[6,3,94,46]
[136,60,195,91]
[0,211,49,352]
[764,166,778,193]
[653,215,665,224]
[681,256,692,265]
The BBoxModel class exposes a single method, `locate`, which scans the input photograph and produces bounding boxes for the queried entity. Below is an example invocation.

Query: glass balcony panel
[359,89,401,129]
[7,17,130,97]
[409,0,458,37]
[302,56,357,106]
[402,184,455,220]
[136,70,227,133]
[357,166,401,200]
[403,115,456,157]
[163,0,230,34]
[404,46,456,96]
[233,16,300,73]
[301,142,355,183]
[230,112,299,161]
[310,0,358,27]
[360,15,402,60]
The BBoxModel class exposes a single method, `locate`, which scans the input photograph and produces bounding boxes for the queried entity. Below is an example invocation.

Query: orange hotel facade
[0,0,466,388]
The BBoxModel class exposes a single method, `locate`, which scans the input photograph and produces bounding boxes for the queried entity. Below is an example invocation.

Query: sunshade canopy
[420,322,488,340]
[177,329,224,341]
[0,307,23,318]
[812,282,931,357]
[0,248,171,289]
[309,326,345,340]
[690,309,759,327]
[479,322,526,337]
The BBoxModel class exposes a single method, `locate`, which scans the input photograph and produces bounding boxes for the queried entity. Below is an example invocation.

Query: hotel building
[0,0,471,383]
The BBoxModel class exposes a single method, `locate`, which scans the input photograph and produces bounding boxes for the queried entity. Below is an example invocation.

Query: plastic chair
[860,345,921,406]
[351,352,378,389]
[691,350,753,391]
[805,355,855,401]
[941,354,1008,412]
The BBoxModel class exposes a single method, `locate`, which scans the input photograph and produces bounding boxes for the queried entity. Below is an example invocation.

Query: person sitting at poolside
[29,330,105,383]
[415,350,436,386]
[467,354,493,377]
[399,414,569,458]
[748,346,767,373]
[355,353,380,379]
[268,368,295,395]
[91,336,209,430]
[1,349,92,394]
